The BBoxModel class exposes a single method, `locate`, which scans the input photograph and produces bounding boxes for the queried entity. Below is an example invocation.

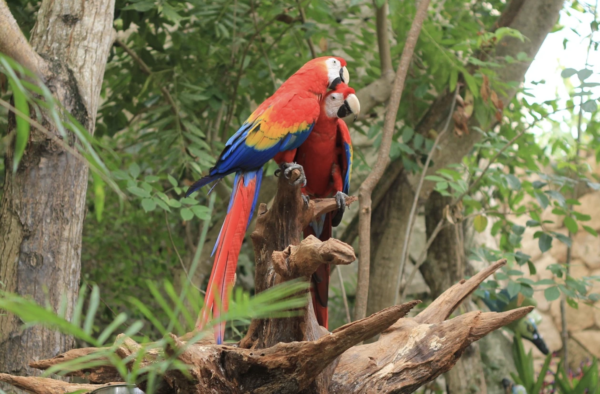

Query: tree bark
[420,191,486,394]
[0,0,115,383]
[365,0,565,319]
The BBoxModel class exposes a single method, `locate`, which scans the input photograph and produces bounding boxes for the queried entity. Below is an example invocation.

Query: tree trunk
[365,0,565,320]
[0,0,115,383]
[366,165,412,317]
[420,191,487,394]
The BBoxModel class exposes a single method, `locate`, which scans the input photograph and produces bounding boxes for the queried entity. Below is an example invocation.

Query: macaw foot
[302,194,310,208]
[331,191,348,227]
[275,162,306,187]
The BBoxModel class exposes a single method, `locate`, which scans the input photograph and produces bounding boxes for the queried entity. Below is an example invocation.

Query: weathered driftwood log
[0,164,530,394]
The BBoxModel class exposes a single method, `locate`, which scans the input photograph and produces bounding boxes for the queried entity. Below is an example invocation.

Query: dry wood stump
[0,164,531,394]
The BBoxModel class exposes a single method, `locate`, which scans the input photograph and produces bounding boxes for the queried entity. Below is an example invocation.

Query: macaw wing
[212,91,319,177]
[336,118,353,195]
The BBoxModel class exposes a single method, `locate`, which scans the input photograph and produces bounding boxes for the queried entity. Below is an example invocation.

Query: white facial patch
[325,93,345,118]
[325,58,342,85]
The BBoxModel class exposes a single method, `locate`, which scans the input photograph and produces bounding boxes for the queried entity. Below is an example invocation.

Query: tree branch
[354,0,431,321]
[0,0,48,79]
[395,87,459,304]
[113,38,184,131]
[296,0,317,58]
[374,1,393,76]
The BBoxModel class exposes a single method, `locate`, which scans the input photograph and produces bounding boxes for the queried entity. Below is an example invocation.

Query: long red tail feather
[197,171,261,343]
[305,214,332,328]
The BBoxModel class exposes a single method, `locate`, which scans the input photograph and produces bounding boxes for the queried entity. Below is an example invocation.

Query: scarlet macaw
[187,57,350,343]
[275,83,359,328]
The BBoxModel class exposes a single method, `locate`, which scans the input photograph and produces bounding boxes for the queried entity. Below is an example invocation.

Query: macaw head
[296,56,350,90]
[323,83,360,120]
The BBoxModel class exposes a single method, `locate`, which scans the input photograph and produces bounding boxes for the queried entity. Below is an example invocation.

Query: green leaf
[122,1,155,11]
[141,198,157,212]
[91,172,105,222]
[129,163,141,179]
[449,68,458,93]
[534,190,550,209]
[527,261,537,276]
[583,225,598,236]
[9,78,30,172]
[506,174,521,190]
[566,297,578,309]
[544,286,560,301]
[127,186,151,198]
[555,233,572,247]
[168,174,178,188]
[561,68,577,78]
[401,126,414,143]
[155,198,171,212]
[180,208,194,221]
[191,205,210,220]
[512,224,525,236]
[83,285,100,335]
[582,99,598,113]
[463,71,479,98]
[526,220,540,227]
[167,199,182,208]
[572,211,591,221]
[473,215,488,233]
[577,68,593,82]
[507,281,521,298]
[564,216,578,233]
[538,233,552,253]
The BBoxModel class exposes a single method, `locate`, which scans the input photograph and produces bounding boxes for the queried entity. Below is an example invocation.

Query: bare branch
[296,0,317,58]
[395,87,460,304]
[114,38,185,131]
[354,0,431,321]
[272,235,355,279]
[0,0,48,79]
[374,0,393,75]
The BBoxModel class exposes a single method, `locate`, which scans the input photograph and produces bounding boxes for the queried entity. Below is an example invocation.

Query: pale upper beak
[336,93,361,120]
[329,66,350,89]
[346,93,360,120]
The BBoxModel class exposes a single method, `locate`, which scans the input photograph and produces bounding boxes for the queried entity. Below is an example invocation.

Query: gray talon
[280,163,306,186]
[332,192,348,227]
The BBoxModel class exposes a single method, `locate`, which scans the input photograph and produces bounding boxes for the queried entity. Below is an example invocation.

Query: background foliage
[1,0,600,389]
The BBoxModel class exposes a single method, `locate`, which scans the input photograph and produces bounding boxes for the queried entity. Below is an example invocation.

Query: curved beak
[329,66,350,89]
[337,93,360,120]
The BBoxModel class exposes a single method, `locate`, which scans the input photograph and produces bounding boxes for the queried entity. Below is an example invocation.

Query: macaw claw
[332,191,348,227]
[275,162,307,187]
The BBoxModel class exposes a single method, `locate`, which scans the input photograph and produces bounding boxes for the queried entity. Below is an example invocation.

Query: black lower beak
[329,77,342,89]
[337,100,352,118]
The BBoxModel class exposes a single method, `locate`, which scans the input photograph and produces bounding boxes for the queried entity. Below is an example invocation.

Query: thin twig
[164,211,203,293]
[452,129,525,204]
[114,38,185,132]
[394,87,459,305]
[354,0,431,320]
[296,0,317,58]
[251,0,278,88]
[336,267,352,324]
[221,17,278,138]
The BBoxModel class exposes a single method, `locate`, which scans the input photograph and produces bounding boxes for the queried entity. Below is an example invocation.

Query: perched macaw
[187,56,350,343]
[479,288,549,355]
[275,83,359,328]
